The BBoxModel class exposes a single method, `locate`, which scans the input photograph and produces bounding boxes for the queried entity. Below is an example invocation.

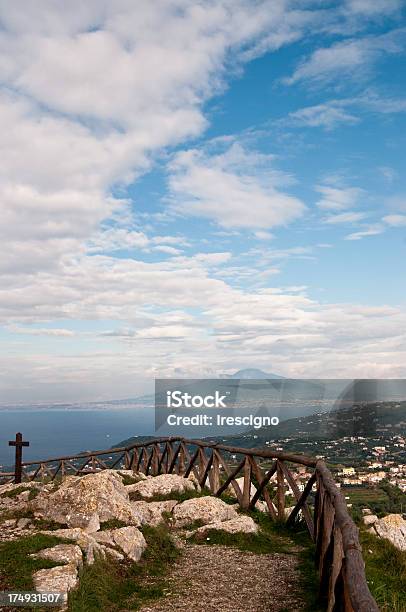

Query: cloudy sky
[1,0,406,403]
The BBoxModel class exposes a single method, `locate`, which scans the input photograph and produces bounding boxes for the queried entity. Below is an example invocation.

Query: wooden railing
[1,437,379,612]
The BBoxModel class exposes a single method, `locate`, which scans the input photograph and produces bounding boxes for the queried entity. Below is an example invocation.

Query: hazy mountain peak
[226,368,283,379]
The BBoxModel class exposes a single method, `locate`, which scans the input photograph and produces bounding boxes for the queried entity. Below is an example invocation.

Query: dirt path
[140,543,305,612]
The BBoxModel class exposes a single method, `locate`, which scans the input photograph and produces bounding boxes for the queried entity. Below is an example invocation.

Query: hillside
[114,401,406,452]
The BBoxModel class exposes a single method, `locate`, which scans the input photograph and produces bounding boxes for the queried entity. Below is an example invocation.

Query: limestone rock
[33,563,78,596]
[173,496,238,527]
[190,515,259,537]
[126,474,197,499]
[131,500,178,526]
[33,544,83,568]
[32,470,140,530]
[374,514,406,551]
[362,508,372,515]
[100,545,125,561]
[40,528,106,565]
[363,514,378,526]
[227,477,268,512]
[94,526,147,561]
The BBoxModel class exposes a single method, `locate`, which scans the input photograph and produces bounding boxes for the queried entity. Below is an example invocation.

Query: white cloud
[0,2,405,400]
[288,102,359,129]
[324,211,367,224]
[383,214,406,226]
[254,231,274,240]
[315,185,364,211]
[342,0,403,18]
[345,224,384,240]
[284,28,405,85]
[8,326,75,337]
[286,91,406,130]
[153,245,183,255]
[168,143,306,229]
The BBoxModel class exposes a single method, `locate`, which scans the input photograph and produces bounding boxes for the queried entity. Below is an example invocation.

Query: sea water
[0,408,154,468]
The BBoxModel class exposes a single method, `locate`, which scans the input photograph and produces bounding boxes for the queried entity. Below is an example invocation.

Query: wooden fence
[0,436,379,612]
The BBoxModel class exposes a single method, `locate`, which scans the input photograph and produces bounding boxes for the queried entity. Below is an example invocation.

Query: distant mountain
[225,368,283,379]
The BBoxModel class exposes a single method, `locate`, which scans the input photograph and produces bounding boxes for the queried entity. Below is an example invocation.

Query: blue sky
[0,1,406,402]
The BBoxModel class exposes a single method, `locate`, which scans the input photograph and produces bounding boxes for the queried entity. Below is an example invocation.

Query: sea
[0,408,154,468]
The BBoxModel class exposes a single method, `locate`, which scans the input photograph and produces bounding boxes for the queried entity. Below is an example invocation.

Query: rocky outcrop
[188,515,259,538]
[32,544,83,567]
[41,525,147,563]
[132,499,178,526]
[127,473,198,499]
[109,526,146,561]
[371,514,406,551]
[33,564,78,606]
[363,514,378,526]
[32,470,140,530]
[173,496,238,527]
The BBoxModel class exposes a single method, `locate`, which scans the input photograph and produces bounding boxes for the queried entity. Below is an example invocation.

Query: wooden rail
[0,437,378,612]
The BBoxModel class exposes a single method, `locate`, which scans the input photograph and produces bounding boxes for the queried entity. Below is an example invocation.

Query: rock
[126,474,197,499]
[95,526,147,561]
[100,545,125,561]
[173,496,238,527]
[363,514,378,526]
[131,500,178,526]
[40,528,106,565]
[374,514,406,551]
[32,470,140,530]
[33,564,78,600]
[227,477,268,512]
[190,515,259,537]
[362,508,372,515]
[33,544,83,568]
[118,470,148,482]
[17,518,31,529]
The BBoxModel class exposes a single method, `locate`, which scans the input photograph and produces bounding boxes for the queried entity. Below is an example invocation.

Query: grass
[118,473,140,486]
[0,533,69,591]
[100,519,129,531]
[129,487,207,503]
[0,486,40,500]
[360,528,406,612]
[68,524,179,612]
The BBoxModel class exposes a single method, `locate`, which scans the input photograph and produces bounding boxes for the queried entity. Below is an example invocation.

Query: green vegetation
[68,524,179,612]
[348,481,406,521]
[129,487,206,503]
[360,528,406,612]
[0,486,40,500]
[100,519,129,531]
[118,473,140,486]
[0,533,68,591]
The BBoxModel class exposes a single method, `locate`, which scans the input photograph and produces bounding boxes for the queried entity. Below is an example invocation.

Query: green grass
[68,524,179,611]
[129,488,207,503]
[118,473,140,486]
[0,486,37,499]
[360,528,406,612]
[0,533,69,591]
[100,519,129,531]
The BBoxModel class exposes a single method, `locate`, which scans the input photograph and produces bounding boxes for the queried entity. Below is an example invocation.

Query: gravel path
[140,543,305,612]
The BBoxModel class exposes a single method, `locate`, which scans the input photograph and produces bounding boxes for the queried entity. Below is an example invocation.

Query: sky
[0,0,406,403]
